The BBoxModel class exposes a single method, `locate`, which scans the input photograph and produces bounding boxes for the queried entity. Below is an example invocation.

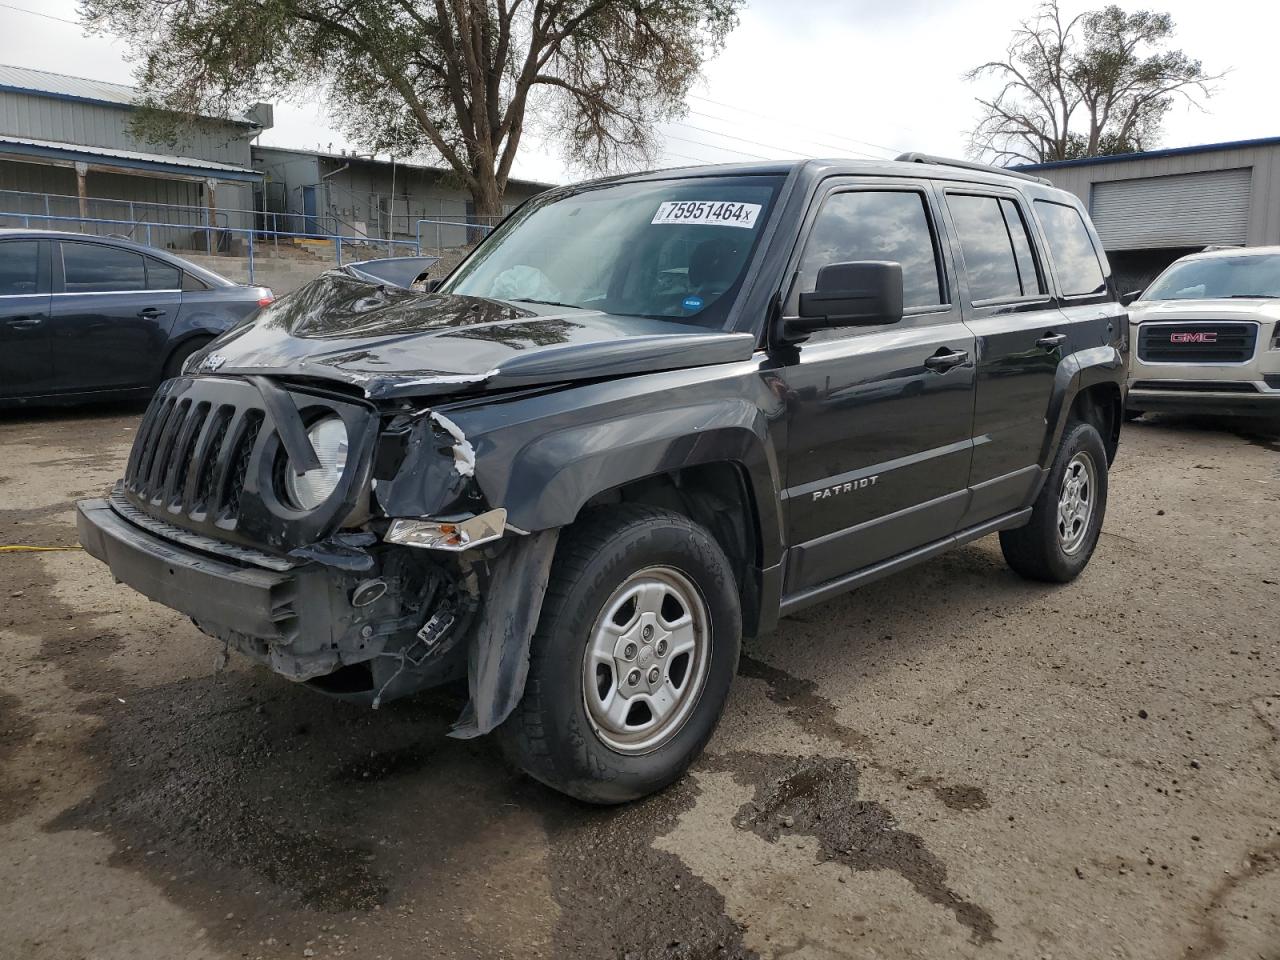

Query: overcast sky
[2,0,1278,186]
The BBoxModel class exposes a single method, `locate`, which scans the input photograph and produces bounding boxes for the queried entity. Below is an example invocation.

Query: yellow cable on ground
[0,545,83,552]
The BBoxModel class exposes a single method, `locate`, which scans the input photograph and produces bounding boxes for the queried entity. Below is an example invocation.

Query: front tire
[1000,419,1108,583]
[498,505,742,804]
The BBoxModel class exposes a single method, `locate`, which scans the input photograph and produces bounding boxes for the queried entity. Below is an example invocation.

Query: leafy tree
[965,1,1222,164]
[81,0,743,215]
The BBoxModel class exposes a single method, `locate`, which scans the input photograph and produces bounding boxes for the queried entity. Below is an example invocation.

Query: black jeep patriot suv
[77,155,1126,802]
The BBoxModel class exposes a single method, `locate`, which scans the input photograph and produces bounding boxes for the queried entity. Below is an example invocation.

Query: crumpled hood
[197,270,757,399]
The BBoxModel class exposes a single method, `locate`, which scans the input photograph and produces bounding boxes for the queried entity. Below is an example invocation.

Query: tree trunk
[470,167,504,220]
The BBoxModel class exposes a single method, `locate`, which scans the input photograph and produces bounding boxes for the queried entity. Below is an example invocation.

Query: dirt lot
[0,404,1277,960]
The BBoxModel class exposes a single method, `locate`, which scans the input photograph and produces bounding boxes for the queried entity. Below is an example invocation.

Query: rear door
[0,238,54,399]
[939,189,1064,525]
[776,179,977,594]
[1031,198,1120,363]
[50,240,182,393]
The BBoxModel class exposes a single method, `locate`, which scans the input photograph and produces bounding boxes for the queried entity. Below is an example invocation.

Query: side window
[62,243,146,293]
[146,258,182,291]
[0,241,40,296]
[182,272,211,292]
[798,190,944,310]
[1033,200,1106,296]
[946,194,1023,301]
[1000,199,1045,296]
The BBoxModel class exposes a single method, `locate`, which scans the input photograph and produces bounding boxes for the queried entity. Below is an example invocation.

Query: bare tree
[81,0,743,215]
[965,1,1222,165]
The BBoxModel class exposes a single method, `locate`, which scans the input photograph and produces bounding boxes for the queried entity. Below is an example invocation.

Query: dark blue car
[0,229,273,406]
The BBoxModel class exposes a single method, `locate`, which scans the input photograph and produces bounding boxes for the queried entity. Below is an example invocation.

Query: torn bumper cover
[76,497,473,702]
[76,496,560,736]
[77,497,300,637]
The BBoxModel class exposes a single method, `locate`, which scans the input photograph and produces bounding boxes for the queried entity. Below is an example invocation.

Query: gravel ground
[0,404,1277,960]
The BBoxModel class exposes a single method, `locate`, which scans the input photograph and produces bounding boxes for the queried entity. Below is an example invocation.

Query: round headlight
[285,416,348,509]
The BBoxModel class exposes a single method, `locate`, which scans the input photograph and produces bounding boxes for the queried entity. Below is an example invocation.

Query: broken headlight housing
[286,416,348,509]
[385,509,507,551]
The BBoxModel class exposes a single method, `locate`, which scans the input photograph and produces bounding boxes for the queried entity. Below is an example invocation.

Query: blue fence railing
[0,211,424,285]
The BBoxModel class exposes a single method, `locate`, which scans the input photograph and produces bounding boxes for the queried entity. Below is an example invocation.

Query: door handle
[1036,332,1067,349]
[5,316,43,330]
[138,307,167,319]
[924,348,969,372]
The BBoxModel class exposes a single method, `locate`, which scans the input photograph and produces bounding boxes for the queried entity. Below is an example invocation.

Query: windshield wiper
[1228,294,1274,299]
[510,298,582,310]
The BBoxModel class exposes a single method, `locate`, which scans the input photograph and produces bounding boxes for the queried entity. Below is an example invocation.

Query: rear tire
[1000,419,1108,583]
[498,505,741,804]
[162,337,213,382]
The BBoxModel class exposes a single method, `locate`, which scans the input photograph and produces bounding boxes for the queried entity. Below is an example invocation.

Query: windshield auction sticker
[652,201,762,229]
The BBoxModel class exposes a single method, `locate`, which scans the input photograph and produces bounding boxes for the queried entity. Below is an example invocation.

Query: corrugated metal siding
[0,161,254,234]
[1035,141,1280,250]
[1090,168,1252,250]
[252,147,550,244]
[0,157,77,195]
[0,91,252,166]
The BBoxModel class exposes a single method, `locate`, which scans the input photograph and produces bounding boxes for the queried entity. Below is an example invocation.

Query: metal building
[1018,137,1280,289]
[0,64,269,244]
[251,145,550,251]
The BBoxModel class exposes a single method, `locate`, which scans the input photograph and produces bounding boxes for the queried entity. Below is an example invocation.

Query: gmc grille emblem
[1169,332,1217,344]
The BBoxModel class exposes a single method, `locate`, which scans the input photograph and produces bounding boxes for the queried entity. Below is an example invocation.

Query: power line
[661,132,772,162]
[657,149,729,167]
[686,94,908,156]
[689,92,916,149]
[0,1,80,26]
[687,103,901,157]
[686,109,895,159]
[670,118,886,161]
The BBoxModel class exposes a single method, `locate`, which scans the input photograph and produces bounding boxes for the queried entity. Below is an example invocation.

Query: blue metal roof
[1015,135,1280,172]
[0,63,258,127]
[0,64,138,109]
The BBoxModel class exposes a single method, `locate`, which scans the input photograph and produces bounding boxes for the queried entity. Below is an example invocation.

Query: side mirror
[1120,289,1143,306]
[424,278,444,293]
[787,261,904,340]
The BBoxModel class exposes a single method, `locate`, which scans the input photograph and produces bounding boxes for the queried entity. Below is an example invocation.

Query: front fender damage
[449,528,558,739]
[362,403,560,734]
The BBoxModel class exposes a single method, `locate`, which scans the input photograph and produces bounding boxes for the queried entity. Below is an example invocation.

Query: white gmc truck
[1127,246,1280,418]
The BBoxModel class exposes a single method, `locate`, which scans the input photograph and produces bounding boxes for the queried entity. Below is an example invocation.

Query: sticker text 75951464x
[651,201,762,229]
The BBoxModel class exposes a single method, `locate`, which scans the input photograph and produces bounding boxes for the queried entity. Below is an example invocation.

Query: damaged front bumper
[76,495,475,706]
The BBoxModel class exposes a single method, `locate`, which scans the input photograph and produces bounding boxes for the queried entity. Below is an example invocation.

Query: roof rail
[894,152,1053,186]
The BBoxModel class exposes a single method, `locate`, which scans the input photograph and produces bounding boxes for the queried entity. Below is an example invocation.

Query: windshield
[442,175,783,326]
[1142,254,1280,301]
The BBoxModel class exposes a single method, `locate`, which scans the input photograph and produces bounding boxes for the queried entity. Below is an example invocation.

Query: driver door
[774,180,977,596]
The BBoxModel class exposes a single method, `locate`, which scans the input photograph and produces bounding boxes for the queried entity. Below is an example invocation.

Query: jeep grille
[120,376,375,554]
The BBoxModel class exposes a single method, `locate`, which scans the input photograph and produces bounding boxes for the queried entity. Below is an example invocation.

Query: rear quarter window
[146,257,182,291]
[1033,200,1106,297]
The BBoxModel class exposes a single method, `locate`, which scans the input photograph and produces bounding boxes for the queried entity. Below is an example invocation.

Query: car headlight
[285,416,348,509]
